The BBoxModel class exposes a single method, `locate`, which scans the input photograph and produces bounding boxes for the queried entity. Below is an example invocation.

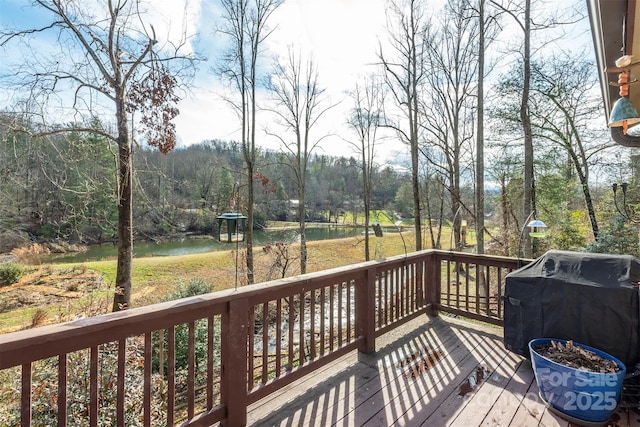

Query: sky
[0,0,405,160]
[175,0,399,160]
[0,0,595,164]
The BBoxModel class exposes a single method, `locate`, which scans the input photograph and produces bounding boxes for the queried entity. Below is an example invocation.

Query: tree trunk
[476,0,486,255]
[363,161,371,261]
[410,3,422,252]
[113,113,133,311]
[521,0,534,258]
[246,162,255,284]
[298,185,307,274]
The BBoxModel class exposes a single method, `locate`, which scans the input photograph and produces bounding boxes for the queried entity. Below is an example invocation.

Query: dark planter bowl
[529,338,626,424]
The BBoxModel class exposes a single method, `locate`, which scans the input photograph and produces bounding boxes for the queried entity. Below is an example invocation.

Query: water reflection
[44,226,374,264]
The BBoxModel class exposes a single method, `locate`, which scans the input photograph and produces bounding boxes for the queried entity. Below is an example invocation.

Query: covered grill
[503,250,640,367]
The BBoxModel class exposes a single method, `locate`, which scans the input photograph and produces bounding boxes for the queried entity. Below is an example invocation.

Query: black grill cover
[504,250,640,367]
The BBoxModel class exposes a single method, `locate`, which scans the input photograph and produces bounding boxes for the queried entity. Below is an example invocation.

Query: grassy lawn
[0,230,415,334]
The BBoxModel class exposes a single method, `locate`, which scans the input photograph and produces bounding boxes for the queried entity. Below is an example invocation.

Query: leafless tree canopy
[1,0,196,311]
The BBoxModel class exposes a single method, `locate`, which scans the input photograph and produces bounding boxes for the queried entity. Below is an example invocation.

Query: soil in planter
[534,340,622,373]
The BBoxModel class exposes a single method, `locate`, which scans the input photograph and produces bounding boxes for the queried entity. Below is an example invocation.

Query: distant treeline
[0,116,410,250]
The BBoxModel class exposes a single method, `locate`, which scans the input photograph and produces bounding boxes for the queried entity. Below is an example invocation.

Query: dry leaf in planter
[534,340,621,373]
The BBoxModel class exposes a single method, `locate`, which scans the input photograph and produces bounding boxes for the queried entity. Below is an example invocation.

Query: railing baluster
[395,267,400,320]
[298,291,305,365]
[475,263,481,315]
[346,282,352,342]
[497,267,504,318]
[338,285,343,347]
[144,332,152,427]
[384,269,393,326]
[404,263,410,314]
[396,267,400,319]
[167,325,175,426]
[310,290,316,360]
[276,299,282,377]
[400,264,405,317]
[188,321,195,420]
[329,284,335,351]
[248,306,255,388]
[465,262,470,312]
[446,260,452,307]
[319,287,326,355]
[376,273,381,327]
[90,346,98,427]
[413,262,417,310]
[117,339,126,427]
[396,266,401,318]
[455,262,462,308]
[58,354,67,426]
[418,261,423,309]
[405,263,410,313]
[415,262,419,310]
[483,265,490,315]
[389,269,395,321]
[21,362,31,426]
[288,295,294,370]
[206,317,213,410]
[464,262,472,305]
[262,302,268,382]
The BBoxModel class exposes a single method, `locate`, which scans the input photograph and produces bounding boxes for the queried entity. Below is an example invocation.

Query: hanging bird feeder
[217,212,247,243]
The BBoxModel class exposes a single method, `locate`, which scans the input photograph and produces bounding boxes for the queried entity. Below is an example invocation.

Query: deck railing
[0,249,521,426]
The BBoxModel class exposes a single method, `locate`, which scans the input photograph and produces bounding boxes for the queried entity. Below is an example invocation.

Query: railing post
[425,252,441,317]
[356,267,376,354]
[222,297,249,427]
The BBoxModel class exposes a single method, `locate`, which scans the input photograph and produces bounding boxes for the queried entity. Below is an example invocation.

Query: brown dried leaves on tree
[128,66,180,154]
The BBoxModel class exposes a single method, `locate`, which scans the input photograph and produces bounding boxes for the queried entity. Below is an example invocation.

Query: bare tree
[475,0,488,256]
[0,0,194,311]
[346,75,386,261]
[488,0,535,256]
[267,49,333,274]
[218,0,282,285]
[528,55,611,240]
[378,0,431,251]
[421,0,479,251]
[490,0,583,256]
[464,0,501,254]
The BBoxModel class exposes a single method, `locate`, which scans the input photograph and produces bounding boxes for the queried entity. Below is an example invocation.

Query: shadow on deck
[246,315,640,427]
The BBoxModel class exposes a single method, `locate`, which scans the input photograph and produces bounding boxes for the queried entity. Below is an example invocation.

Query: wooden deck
[244,315,640,427]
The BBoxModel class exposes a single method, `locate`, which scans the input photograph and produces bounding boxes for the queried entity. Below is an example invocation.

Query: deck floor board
[244,315,638,427]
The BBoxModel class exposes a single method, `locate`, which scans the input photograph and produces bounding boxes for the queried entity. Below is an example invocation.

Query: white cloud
[174,0,407,160]
[174,78,241,147]
[266,0,388,91]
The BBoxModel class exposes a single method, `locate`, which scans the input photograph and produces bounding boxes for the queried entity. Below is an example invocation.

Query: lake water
[44,226,374,264]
